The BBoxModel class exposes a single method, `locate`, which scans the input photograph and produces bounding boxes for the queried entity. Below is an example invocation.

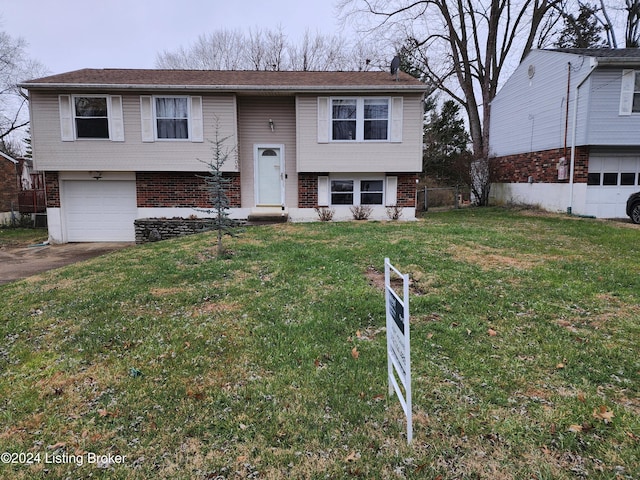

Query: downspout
[568,59,597,215]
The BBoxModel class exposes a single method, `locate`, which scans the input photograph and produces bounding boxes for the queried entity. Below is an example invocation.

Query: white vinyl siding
[34,92,237,172]
[297,94,423,173]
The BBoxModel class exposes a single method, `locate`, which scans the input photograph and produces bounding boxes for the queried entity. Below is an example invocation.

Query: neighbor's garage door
[586,156,640,218]
[62,180,137,242]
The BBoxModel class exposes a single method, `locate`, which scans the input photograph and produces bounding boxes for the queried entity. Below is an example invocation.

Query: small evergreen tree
[197,122,241,257]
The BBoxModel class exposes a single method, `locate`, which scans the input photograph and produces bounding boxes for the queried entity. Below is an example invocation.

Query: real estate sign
[384,258,412,444]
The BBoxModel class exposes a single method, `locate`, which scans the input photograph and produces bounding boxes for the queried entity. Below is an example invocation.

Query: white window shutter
[619,69,635,116]
[317,97,329,143]
[108,95,125,141]
[318,176,329,206]
[140,95,154,142]
[385,176,398,206]
[390,97,403,142]
[190,96,203,142]
[59,95,74,141]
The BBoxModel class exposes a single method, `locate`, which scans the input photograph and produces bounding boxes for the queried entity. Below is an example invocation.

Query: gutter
[18,82,429,93]
[568,58,598,215]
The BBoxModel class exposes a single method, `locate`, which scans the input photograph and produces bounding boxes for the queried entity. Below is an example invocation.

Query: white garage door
[586,156,640,218]
[62,180,137,242]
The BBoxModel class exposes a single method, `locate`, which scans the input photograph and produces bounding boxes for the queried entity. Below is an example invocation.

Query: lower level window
[330,178,383,205]
[360,180,383,204]
[331,180,354,204]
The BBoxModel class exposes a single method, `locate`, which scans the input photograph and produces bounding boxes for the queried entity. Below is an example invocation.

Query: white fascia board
[19,82,428,94]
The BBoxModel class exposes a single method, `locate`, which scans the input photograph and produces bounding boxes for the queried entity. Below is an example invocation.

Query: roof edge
[19,82,429,92]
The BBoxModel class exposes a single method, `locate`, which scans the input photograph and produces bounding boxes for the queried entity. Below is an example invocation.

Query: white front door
[255,146,284,206]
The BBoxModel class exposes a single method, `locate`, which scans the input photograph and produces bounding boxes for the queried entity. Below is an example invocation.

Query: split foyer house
[489,48,640,218]
[20,69,427,243]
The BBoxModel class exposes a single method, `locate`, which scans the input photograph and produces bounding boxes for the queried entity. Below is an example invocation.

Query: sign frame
[384,257,412,443]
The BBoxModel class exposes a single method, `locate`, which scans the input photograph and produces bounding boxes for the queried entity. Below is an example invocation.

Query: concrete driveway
[0,242,133,285]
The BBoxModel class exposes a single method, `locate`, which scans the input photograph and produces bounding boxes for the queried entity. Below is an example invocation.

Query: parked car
[627,192,640,224]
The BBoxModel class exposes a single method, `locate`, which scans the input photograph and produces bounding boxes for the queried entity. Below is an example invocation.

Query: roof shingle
[21,68,427,92]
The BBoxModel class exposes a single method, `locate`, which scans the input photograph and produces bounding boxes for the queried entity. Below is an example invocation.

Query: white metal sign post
[384,257,412,444]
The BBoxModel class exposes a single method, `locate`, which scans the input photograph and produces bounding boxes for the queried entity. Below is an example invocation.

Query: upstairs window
[363,100,389,140]
[155,97,189,139]
[74,96,109,138]
[331,98,389,141]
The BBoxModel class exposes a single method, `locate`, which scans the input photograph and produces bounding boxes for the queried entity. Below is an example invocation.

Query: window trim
[329,175,385,206]
[152,95,191,141]
[330,97,390,142]
[72,95,110,140]
[59,94,124,142]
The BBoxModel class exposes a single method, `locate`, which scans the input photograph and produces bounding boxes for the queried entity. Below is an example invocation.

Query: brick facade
[494,146,590,183]
[0,158,19,212]
[395,173,418,207]
[136,172,241,208]
[298,173,322,208]
[45,172,60,208]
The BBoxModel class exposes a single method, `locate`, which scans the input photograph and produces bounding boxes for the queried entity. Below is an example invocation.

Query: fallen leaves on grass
[351,346,359,360]
[345,451,360,463]
[488,328,498,337]
[593,406,615,424]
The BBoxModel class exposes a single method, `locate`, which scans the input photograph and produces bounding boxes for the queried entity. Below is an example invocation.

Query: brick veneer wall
[0,159,18,212]
[136,172,241,208]
[45,172,60,208]
[494,147,590,183]
[298,173,323,208]
[395,173,418,207]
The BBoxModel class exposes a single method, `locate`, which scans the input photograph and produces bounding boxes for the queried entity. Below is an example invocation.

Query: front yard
[0,208,638,479]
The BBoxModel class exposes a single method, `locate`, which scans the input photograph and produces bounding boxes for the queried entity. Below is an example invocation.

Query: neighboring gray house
[21,69,427,243]
[489,48,640,218]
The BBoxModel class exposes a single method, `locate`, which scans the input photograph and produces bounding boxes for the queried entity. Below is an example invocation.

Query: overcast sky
[1,0,344,76]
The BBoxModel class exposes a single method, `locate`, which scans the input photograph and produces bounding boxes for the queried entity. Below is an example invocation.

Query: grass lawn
[0,228,48,248]
[0,208,638,479]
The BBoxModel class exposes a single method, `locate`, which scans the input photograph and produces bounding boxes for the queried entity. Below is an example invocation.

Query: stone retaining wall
[134,218,213,244]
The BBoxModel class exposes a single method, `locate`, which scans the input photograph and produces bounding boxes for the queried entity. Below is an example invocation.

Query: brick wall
[298,173,322,208]
[45,172,60,208]
[136,172,241,208]
[395,173,418,207]
[494,147,590,183]
[0,159,18,212]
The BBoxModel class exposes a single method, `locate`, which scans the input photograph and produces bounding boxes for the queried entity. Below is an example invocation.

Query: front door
[256,146,284,206]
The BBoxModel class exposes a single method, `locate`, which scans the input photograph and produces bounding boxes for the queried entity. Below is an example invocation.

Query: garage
[585,155,640,218]
[62,180,137,242]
